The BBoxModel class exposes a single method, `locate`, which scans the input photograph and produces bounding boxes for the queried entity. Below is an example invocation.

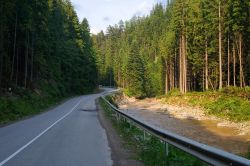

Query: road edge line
[0,99,82,166]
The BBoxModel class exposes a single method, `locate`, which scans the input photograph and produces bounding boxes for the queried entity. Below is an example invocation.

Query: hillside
[0,0,97,123]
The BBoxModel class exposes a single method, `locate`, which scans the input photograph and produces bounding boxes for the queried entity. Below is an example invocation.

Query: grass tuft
[162,87,250,122]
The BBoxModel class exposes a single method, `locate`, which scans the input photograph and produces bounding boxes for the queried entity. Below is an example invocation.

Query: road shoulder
[96,99,143,166]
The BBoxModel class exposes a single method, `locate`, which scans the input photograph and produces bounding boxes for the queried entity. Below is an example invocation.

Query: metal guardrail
[100,93,250,166]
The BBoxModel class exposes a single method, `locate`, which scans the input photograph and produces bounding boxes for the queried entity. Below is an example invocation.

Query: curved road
[0,89,113,166]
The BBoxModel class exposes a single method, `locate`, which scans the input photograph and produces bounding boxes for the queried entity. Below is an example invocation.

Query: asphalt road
[0,89,113,166]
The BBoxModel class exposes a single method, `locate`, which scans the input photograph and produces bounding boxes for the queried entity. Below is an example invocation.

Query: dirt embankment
[116,95,250,155]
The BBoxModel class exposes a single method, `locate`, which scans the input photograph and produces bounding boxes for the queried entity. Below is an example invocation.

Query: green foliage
[205,95,250,121]
[105,95,118,108]
[165,88,182,97]
[163,87,250,122]
[0,0,98,123]
[221,86,250,99]
[100,98,208,166]
[0,91,65,124]
[0,0,97,95]
[126,41,148,98]
[247,148,250,159]
[93,0,250,96]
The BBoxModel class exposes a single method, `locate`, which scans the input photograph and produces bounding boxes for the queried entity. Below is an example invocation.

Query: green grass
[0,84,100,125]
[100,98,208,166]
[247,148,250,160]
[0,91,67,124]
[161,87,250,122]
[105,95,119,108]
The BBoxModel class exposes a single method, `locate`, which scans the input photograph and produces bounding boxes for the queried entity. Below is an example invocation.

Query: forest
[93,0,250,98]
[0,0,249,122]
[0,0,97,95]
[0,0,97,122]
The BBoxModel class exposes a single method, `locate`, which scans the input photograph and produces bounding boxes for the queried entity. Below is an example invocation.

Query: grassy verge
[0,84,102,125]
[0,91,70,125]
[99,98,208,166]
[160,87,250,122]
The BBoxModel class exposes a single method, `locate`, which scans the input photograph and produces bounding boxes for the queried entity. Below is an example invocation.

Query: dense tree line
[0,0,97,96]
[93,0,250,98]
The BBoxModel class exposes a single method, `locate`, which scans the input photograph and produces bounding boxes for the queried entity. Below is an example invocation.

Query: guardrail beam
[100,94,250,166]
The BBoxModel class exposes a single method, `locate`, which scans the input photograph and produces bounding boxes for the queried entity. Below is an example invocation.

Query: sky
[71,0,165,34]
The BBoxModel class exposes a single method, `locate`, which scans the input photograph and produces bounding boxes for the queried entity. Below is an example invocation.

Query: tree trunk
[205,40,208,90]
[181,0,187,93]
[165,59,169,94]
[184,33,187,92]
[233,44,236,87]
[171,57,174,90]
[182,33,187,93]
[227,34,230,86]
[174,48,177,88]
[180,33,187,93]
[11,12,18,81]
[238,34,245,87]
[30,32,34,82]
[179,37,183,93]
[203,66,205,91]
[24,30,29,88]
[15,47,19,85]
[0,3,3,90]
[179,0,185,94]
[218,0,223,90]
[169,58,172,90]
[209,77,215,91]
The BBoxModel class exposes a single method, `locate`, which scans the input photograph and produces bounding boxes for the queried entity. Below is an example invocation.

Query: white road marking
[0,99,82,166]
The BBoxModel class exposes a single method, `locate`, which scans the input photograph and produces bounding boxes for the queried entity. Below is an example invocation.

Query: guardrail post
[165,142,169,156]
[143,130,146,140]
[116,112,119,121]
[115,112,117,120]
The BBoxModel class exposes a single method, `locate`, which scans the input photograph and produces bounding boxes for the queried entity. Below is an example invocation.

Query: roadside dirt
[117,96,250,155]
[96,100,143,166]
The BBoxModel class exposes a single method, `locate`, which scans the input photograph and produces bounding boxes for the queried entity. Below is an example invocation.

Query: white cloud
[71,0,165,33]
[138,1,152,12]
[103,16,110,22]
[134,1,154,16]
[90,27,100,35]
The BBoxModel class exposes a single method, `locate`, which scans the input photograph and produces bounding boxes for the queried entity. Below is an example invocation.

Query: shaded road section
[0,89,113,166]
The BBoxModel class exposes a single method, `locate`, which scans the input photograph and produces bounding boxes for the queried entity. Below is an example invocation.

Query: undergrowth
[100,98,208,166]
[0,84,100,124]
[0,90,66,124]
[247,147,250,160]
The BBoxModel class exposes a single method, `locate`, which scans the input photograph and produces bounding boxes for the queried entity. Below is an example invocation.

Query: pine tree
[127,41,147,98]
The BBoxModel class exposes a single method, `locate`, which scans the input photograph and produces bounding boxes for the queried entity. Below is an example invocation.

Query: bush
[0,90,64,124]
[222,86,250,99]
[205,96,250,121]
[162,88,250,122]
